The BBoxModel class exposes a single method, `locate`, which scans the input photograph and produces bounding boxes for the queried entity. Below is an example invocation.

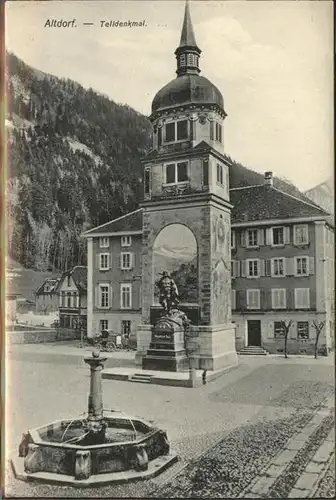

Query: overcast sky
[6,0,333,191]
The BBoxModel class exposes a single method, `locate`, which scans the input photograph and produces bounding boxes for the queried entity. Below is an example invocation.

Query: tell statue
[156,271,179,315]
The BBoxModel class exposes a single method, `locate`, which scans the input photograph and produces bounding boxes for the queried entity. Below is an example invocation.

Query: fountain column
[84,350,107,438]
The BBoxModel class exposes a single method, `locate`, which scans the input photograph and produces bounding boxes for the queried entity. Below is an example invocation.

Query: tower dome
[150,1,225,119]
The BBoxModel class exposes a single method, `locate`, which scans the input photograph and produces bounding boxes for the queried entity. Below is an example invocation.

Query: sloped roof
[60,266,87,293]
[35,278,60,295]
[230,185,329,223]
[83,209,143,236]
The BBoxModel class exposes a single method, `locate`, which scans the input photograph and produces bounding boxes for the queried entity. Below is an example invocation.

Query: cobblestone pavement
[4,348,335,498]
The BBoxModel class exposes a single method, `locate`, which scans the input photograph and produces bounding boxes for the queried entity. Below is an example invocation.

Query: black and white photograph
[4,0,335,497]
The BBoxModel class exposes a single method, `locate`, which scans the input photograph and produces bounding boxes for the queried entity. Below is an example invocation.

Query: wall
[232,222,317,311]
[233,311,329,355]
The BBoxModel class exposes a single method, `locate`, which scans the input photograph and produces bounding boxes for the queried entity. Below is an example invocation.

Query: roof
[151,74,224,115]
[35,278,60,295]
[230,185,330,223]
[82,209,143,236]
[60,266,87,293]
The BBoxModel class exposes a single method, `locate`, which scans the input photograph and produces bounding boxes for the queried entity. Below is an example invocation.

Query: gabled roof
[230,185,330,223]
[60,266,87,293]
[82,209,143,236]
[35,278,60,296]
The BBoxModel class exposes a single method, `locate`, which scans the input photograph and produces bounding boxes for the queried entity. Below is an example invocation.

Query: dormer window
[164,120,188,143]
[166,161,188,184]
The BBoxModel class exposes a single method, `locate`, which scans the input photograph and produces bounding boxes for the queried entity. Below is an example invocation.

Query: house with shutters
[35,278,60,313]
[58,266,87,330]
[230,172,334,355]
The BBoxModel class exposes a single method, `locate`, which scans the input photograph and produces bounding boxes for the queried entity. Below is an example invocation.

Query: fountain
[11,349,178,486]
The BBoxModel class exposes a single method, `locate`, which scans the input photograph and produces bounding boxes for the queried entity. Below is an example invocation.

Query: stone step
[129,373,153,384]
[239,346,268,356]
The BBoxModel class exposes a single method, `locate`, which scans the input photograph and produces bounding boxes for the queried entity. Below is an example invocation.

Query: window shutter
[257,229,265,246]
[231,290,236,310]
[231,260,236,279]
[260,259,265,277]
[108,254,112,270]
[120,254,123,269]
[293,225,298,245]
[266,228,272,245]
[265,259,271,276]
[234,260,240,278]
[246,290,250,308]
[108,285,112,308]
[309,257,315,275]
[96,254,100,269]
[241,260,246,277]
[95,286,100,308]
[240,230,246,247]
[284,227,290,244]
[282,258,287,276]
[286,257,294,276]
[131,253,134,269]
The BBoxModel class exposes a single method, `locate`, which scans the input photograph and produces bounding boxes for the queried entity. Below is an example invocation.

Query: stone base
[11,452,179,487]
[142,350,189,372]
[190,323,238,371]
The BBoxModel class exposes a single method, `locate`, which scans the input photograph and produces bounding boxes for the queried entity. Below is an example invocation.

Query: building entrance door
[247,320,261,346]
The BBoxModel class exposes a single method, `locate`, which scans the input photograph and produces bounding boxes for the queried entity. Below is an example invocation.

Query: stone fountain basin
[12,413,178,486]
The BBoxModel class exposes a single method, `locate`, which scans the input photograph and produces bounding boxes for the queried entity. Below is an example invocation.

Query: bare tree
[280,320,293,358]
[312,320,326,359]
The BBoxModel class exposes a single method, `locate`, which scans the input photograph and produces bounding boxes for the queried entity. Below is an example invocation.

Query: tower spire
[175,0,201,77]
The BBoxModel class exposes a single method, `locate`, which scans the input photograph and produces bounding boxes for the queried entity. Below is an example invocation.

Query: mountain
[304,178,334,215]
[6,52,326,275]
[5,52,152,272]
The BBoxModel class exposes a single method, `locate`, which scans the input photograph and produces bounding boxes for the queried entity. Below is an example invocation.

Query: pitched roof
[230,185,329,223]
[60,266,87,293]
[35,278,60,295]
[82,209,143,236]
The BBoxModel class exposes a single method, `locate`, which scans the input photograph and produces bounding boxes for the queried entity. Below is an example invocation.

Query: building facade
[230,176,334,354]
[82,2,334,358]
[35,278,60,313]
[58,266,87,330]
[83,211,143,339]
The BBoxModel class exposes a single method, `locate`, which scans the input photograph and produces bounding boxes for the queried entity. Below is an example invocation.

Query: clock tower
[136,1,238,372]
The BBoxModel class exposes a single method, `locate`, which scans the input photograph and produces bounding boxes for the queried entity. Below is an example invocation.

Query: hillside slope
[6,52,328,275]
[305,178,334,215]
[6,52,152,272]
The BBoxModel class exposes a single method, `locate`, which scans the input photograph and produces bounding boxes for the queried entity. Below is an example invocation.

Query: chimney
[264,171,273,186]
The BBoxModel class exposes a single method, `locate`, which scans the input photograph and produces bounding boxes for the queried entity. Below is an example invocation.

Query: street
[4,345,335,498]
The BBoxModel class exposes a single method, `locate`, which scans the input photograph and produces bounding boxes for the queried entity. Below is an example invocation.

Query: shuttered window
[271,289,286,309]
[294,288,310,309]
[294,225,309,245]
[271,258,286,277]
[96,284,111,309]
[247,289,260,309]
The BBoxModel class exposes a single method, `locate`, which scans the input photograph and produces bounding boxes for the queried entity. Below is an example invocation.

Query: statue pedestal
[142,313,189,372]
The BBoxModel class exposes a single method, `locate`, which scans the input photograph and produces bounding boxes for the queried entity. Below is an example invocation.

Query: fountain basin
[12,412,178,486]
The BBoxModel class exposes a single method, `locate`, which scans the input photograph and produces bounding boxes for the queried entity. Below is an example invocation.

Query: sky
[5,0,334,191]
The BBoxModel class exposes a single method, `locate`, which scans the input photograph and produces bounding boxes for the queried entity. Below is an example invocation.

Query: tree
[312,321,326,359]
[280,320,293,358]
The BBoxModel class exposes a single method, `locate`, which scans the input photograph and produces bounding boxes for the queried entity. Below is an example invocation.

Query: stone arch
[153,223,198,304]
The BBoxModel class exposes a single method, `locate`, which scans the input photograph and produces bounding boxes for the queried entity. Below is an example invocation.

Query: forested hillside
[6,52,152,272]
[6,52,324,274]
